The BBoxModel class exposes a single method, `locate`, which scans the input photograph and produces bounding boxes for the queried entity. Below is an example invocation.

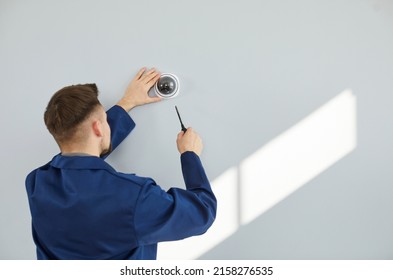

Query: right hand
[176,128,203,156]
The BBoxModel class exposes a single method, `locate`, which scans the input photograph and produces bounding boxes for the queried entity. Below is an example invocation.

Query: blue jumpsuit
[25,105,217,259]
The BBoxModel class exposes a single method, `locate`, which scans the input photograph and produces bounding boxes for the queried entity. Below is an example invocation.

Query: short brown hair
[44,83,101,144]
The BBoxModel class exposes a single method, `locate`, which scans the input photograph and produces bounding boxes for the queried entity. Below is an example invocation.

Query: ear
[92,120,103,137]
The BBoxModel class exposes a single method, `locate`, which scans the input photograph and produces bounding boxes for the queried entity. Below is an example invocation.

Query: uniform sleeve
[134,152,217,245]
[103,105,136,158]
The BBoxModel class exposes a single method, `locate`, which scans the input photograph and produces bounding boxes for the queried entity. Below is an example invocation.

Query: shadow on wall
[157,89,357,260]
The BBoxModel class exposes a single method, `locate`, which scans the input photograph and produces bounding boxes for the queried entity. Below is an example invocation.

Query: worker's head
[44,84,111,157]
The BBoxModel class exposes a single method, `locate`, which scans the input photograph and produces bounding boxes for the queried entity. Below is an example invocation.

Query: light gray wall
[1,0,392,259]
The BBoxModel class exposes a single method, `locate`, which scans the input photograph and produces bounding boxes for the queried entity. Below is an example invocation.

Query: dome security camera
[154,73,180,99]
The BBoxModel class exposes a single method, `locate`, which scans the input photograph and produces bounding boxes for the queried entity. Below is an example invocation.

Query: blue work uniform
[25,105,217,259]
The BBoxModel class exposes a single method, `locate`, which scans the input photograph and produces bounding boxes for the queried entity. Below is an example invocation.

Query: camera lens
[154,73,180,99]
[157,76,176,95]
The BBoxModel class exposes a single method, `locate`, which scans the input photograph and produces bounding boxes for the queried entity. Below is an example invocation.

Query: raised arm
[134,127,217,243]
[102,67,162,157]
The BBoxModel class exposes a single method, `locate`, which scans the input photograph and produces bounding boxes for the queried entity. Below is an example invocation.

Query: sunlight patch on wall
[240,89,357,224]
[158,89,357,259]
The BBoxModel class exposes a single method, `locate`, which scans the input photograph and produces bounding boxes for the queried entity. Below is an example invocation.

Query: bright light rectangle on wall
[240,89,357,225]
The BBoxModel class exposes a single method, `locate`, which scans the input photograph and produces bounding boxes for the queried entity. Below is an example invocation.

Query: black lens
[157,76,176,95]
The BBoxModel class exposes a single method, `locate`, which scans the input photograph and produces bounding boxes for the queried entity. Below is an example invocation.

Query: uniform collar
[49,154,116,171]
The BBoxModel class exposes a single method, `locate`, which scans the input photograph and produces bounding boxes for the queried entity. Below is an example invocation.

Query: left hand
[116,67,162,111]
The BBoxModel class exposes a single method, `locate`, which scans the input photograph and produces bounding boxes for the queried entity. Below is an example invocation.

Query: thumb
[147,96,162,103]
[177,131,185,140]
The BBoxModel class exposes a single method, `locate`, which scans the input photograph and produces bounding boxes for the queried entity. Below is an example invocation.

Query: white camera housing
[154,73,180,99]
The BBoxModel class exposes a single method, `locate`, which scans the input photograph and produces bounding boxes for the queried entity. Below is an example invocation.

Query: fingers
[177,127,193,138]
[144,67,158,77]
[177,131,184,141]
[133,67,146,81]
[145,71,160,88]
[146,95,162,104]
[133,67,160,83]
[177,129,187,141]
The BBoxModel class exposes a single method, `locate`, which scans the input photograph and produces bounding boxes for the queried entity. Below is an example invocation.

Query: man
[25,67,217,259]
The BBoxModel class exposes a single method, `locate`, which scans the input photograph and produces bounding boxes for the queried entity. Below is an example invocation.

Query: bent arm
[102,105,135,159]
[103,67,160,158]
[134,152,217,245]
[102,67,160,159]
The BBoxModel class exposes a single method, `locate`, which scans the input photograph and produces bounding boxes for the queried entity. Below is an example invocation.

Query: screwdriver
[175,105,187,132]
